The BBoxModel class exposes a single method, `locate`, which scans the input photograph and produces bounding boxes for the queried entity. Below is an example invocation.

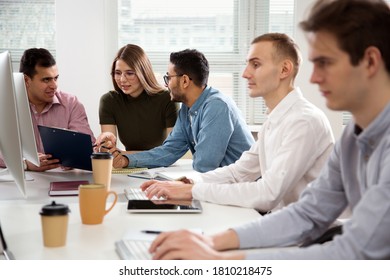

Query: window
[0,0,55,69]
[118,0,294,126]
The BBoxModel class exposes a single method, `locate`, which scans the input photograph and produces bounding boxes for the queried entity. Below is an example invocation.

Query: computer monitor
[0,221,15,260]
[13,72,40,166]
[0,51,27,197]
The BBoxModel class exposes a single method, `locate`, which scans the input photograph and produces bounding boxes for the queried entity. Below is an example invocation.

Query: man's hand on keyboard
[124,188,167,200]
[149,230,219,260]
[123,240,152,260]
[140,180,193,200]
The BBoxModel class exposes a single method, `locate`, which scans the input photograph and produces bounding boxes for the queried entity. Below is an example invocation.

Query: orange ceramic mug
[79,184,117,225]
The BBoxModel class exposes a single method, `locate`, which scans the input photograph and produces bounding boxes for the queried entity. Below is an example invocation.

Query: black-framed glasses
[163,73,192,85]
[163,74,184,85]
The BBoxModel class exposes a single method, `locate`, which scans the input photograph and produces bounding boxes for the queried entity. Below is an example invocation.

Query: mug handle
[104,190,118,216]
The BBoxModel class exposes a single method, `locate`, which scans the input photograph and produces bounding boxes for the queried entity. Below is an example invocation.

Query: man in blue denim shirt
[105,49,254,172]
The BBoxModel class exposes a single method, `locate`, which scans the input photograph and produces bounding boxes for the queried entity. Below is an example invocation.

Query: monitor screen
[0,51,27,197]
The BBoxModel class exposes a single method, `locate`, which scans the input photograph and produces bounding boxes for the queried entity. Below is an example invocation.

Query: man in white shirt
[141,33,335,213]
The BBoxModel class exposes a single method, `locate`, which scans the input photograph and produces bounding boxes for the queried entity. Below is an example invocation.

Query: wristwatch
[23,159,28,171]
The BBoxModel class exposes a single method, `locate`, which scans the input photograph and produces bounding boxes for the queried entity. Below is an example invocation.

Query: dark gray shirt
[235,102,390,259]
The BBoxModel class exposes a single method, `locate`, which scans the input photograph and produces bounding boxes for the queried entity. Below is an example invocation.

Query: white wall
[294,0,343,139]
[55,0,343,140]
[56,0,117,138]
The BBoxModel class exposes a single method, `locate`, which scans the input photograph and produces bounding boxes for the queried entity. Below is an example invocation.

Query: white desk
[0,160,261,259]
[0,159,195,202]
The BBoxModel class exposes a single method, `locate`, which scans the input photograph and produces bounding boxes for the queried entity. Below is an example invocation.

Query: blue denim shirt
[125,86,254,172]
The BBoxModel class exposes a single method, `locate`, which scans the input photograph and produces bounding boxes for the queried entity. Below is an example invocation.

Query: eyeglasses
[163,74,184,85]
[113,70,137,81]
[163,73,192,85]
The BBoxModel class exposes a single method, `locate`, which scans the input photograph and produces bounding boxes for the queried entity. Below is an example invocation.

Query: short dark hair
[19,48,56,78]
[251,33,301,79]
[300,0,390,73]
[169,49,209,87]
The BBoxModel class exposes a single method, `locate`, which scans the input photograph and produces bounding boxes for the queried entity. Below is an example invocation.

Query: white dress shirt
[192,88,335,212]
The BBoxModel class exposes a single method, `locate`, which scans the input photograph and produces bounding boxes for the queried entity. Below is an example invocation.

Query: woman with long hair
[96,44,178,154]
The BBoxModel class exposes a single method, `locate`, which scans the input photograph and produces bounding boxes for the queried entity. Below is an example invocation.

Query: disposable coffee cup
[39,201,70,247]
[91,152,113,191]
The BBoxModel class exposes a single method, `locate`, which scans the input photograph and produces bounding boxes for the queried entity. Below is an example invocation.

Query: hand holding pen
[94,132,117,152]
[93,141,122,155]
[94,131,129,168]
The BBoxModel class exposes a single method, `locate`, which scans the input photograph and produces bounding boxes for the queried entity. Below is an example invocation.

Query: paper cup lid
[91,152,113,159]
[40,201,70,216]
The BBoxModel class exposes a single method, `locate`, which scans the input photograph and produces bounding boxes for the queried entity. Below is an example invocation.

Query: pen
[175,176,187,182]
[141,230,162,234]
[92,140,105,148]
[101,145,121,154]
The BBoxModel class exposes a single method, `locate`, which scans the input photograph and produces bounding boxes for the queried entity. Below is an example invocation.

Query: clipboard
[38,125,94,170]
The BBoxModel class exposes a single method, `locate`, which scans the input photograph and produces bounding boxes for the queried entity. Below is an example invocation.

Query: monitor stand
[0,168,34,181]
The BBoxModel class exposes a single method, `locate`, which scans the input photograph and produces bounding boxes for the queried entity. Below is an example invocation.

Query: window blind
[0,0,55,69]
[2,0,389,126]
[118,0,295,125]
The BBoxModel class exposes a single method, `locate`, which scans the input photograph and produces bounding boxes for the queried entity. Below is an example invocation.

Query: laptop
[0,222,15,260]
[38,125,94,171]
[126,199,202,213]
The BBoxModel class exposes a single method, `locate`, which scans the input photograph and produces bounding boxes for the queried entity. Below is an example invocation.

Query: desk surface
[0,160,261,259]
[0,159,195,202]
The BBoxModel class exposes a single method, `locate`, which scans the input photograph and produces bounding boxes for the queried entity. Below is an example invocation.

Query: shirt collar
[355,101,390,145]
[122,89,148,102]
[30,91,60,113]
[266,87,303,124]
[188,85,211,113]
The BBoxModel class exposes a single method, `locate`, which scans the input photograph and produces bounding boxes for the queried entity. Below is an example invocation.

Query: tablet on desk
[127,199,202,213]
[38,125,94,171]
